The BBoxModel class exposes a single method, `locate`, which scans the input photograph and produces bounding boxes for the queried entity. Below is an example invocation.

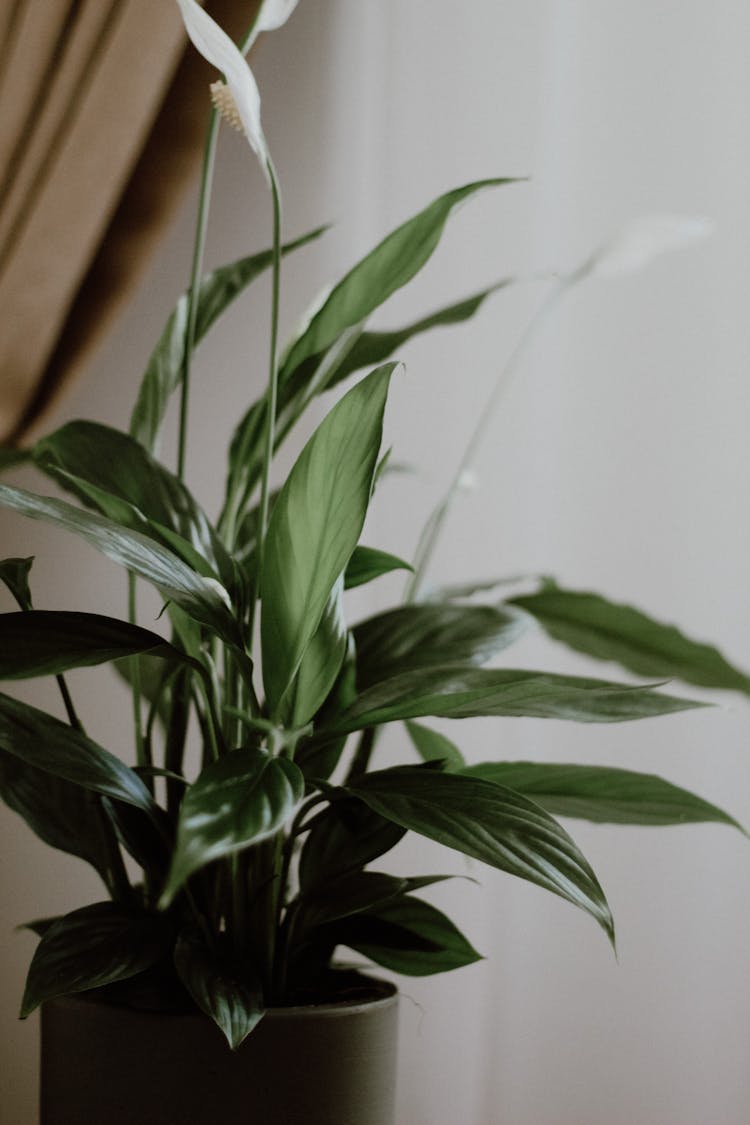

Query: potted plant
[0,2,747,1122]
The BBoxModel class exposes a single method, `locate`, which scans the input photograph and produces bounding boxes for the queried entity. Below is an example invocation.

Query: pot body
[40,985,398,1125]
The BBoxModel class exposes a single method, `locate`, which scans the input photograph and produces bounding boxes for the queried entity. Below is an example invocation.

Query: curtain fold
[0,0,258,444]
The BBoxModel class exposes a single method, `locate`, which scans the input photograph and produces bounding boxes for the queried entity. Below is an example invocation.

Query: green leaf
[297,871,412,928]
[348,766,614,942]
[353,604,528,689]
[509,586,750,694]
[35,422,235,591]
[0,753,113,881]
[0,556,34,610]
[324,280,513,393]
[222,185,516,528]
[462,761,745,829]
[130,227,328,453]
[174,931,264,1050]
[282,577,347,729]
[337,894,482,976]
[0,692,158,816]
[0,611,188,680]
[344,546,414,590]
[0,446,31,473]
[279,180,517,382]
[328,666,705,734]
[298,798,406,891]
[160,749,304,907]
[0,485,239,646]
[20,902,172,1017]
[260,363,395,718]
[406,721,465,770]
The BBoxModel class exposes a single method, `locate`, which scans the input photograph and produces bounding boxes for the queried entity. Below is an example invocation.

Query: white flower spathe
[255,0,299,34]
[176,0,269,180]
[591,214,714,278]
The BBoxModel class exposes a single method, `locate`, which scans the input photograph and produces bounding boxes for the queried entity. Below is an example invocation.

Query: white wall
[3,2,750,1122]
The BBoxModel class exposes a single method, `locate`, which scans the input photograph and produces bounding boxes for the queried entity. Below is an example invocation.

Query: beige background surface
[2,2,750,1122]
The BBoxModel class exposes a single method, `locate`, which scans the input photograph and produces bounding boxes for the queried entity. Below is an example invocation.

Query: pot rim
[44,979,398,1022]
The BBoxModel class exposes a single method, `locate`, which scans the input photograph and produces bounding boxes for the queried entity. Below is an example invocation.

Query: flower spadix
[176,0,282,182]
[591,213,714,278]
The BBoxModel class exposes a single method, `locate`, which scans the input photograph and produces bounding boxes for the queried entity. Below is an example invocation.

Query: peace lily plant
[0,0,746,1051]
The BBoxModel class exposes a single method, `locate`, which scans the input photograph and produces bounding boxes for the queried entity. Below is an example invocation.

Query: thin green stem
[177,111,220,480]
[405,275,573,602]
[127,574,150,779]
[247,159,283,644]
[55,674,82,731]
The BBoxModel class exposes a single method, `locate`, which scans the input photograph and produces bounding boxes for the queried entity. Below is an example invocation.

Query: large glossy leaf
[353,604,528,689]
[281,577,347,729]
[462,761,744,828]
[406,721,465,770]
[279,180,516,383]
[35,422,234,589]
[260,364,394,718]
[509,586,750,694]
[337,894,482,976]
[298,798,406,891]
[0,485,239,645]
[323,280,512,393]
[344,546,413,590]
[223,185,515,525]
[174,931,264,1050]
[348,766,614,941]
[0,611,187,680]
[328,666,704,733]
[160,749,304,906]
[0,753,112,880]
[0,692,158,816]
[21,902,172,1017]
[0,556,33,609]
[130,227,327,453]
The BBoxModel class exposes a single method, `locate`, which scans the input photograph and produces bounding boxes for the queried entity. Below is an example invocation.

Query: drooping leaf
[35,422,235,590]
[348,765,614,942]
[0,485,239,646]
[174,930,264,1050]
[160,749,304,906]
[337,894,482,976]
[0,611,189,680]
[298,797,406,892]
[130,228,327,453]
[279,180,517,383]
[344,547,414,590]
[0,556,34,610]
[20,902,172,1017]
[0,692,158,817]
[462,761,745,829]
[260,364,395,718]
[327,666,705,734]
[509,586,750,695]
[353,604,528,689]
[281,577,347,728]
[0,753,113,881]
[406,721,465,770]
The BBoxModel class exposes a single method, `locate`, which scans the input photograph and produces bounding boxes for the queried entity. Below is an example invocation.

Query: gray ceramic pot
[40,984,398,1125]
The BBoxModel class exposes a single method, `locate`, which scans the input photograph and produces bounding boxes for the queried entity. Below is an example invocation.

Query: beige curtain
[0,0,258,445]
